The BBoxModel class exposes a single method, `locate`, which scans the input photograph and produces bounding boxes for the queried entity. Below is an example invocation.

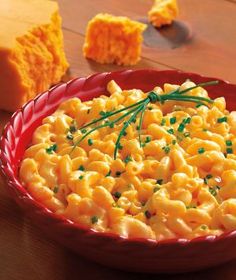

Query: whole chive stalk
[71,81,218,159]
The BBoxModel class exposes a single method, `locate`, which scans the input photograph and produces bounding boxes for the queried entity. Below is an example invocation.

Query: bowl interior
[1,69,236,273]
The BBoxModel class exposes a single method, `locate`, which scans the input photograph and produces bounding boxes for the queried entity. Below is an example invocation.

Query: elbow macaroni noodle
[20,80,236,240]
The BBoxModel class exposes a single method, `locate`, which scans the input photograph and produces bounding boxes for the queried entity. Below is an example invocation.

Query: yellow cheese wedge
[83,13,147,66]
[0,0,69,112]
[148,0,179,28]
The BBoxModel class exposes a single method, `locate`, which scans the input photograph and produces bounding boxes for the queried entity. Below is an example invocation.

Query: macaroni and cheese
[20,80,236,241]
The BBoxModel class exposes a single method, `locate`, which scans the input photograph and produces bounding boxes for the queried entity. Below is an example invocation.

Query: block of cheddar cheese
[83,13,147,66]
[148,0,179,28]
[0,0,69,112]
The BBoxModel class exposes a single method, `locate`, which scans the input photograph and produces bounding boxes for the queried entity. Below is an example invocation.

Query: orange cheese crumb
[148,0,179,28]
[83,13,147,66]
[0,0,69,112]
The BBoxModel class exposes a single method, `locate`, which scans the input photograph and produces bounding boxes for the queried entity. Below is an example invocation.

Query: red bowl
[1,69,236,274]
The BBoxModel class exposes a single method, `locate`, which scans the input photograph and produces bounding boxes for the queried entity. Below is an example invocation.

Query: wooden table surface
[1,0,236,279]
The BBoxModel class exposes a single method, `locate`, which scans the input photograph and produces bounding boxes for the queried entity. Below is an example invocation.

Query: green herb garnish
[79,175,84,180]
[71,81,218,159]
[88,139,93,146]
[209,186,220,196]
[145,136,152,143]
[201,225,207,230]
[186,205,197,209]
[161,118,166,126]
[113,192,121,199]
[78,165,85,171]
[91,216,98,224]
[183,117,191,124]
[226,148,233,154]
[172,139,177,145]
[217,116,227,123]
[162,146,170,154]
[177,123,185,133]
[153,186,160,193]
[53,186,59,194]
[105,170,111,177]
[170,117,176,124]
[226,140,232,146]
[124,155,132,164]
[66,134,74,141]
[184,132,190,137]
[117,143,123,150]
[46,144,57,154]
[156,179,163,185]
[167,128,174,135]
[198,147,205,154]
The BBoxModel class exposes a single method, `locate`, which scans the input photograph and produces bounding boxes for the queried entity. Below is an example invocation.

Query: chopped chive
[226,148,233,154]
[226,140,232,146]
[206,174,213,179]
[161,119,166,126]
[196,103,203,108]
[170,117,176,124]
[201,225,207,230]
[66,134,74,140]
[109,122,114,128]
[105,170,111,177]
[46,144,57,154]
[167,128,174,134]
[88,139,93,146]
[123,131,127,136]
[186,205,196,209]
[124,155,132,164]
[145,136,152,143]
[136,125,140,130]
[99,111,109,117]
[91,216,98,224]
[184,132,190,137]
[69,125,77,134]
[79,175,84,180]
[209,188,217,196]
[53,186,59,193]
[198,147,205,154]
[204,174,213,185]
[113,191,121,199]
[117,143,123,150]
[144,210,152,219]
[153,186,160,193]
[177,123,185,132]
[81,128,87,134]
[156,179,163,185]
[141,143,146,148]
[162,146,170,154]
[78,165,85,171]
[183,117,191,124]
[217,116,227,123]
[172,139,177,145]
[177,135,183,142]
